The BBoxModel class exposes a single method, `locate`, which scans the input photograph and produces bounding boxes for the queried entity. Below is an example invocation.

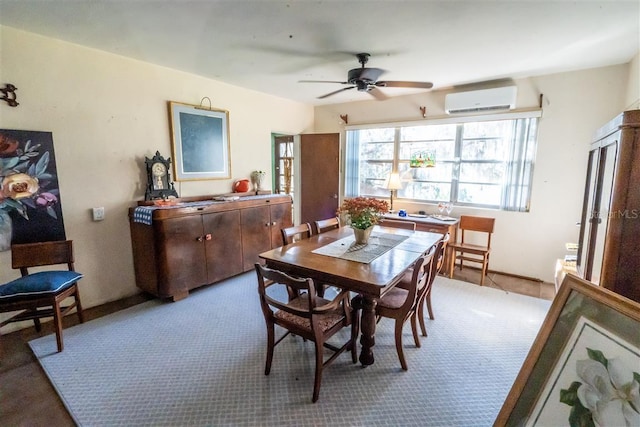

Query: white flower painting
[526,317,640,427]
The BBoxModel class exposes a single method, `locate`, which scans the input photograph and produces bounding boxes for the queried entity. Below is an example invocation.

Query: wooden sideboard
[129,194,292,301]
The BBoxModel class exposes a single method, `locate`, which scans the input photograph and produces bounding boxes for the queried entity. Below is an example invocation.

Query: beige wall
[314,63,634,282]
[626,51,640,110]
[0,24,637,331]
[0,27,314,331]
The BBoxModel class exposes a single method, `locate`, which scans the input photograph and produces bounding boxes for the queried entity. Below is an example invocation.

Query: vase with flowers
[338,197,389,245]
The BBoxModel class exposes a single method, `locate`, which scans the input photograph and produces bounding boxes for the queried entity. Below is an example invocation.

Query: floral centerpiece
[338,197,389,245]
[0,132,61,251]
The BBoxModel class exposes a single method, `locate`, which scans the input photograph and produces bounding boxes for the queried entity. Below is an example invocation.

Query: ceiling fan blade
[368,87,388,101]
[376,81,434,89]
[318,86,355,99]
[299,80,348,84]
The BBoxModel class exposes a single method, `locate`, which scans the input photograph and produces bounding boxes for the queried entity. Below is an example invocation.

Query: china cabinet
[576,110,640,303]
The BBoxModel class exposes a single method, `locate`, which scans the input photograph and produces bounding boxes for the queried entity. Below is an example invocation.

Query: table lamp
[385,172,403,212]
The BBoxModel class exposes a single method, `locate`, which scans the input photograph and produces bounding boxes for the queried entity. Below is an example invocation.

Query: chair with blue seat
[0,240,84,352]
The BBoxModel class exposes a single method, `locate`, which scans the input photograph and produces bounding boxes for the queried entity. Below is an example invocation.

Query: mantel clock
[144,151,179,201]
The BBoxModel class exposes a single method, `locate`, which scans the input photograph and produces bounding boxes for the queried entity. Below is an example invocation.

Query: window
[345,113,539,211]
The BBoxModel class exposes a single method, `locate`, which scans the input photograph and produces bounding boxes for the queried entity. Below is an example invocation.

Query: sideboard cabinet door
[156,215,208,298]
[269,201,293,248]
[203,210,243,283]
[240,200,293,271]
[240,205,272,271]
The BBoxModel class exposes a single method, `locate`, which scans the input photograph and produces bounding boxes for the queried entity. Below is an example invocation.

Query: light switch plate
[92,207,105,221]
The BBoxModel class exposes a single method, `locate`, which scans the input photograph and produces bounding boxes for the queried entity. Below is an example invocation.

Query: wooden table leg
[356,295,377,366]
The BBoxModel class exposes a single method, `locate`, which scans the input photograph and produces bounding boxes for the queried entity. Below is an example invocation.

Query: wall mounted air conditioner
[444,86,517,114]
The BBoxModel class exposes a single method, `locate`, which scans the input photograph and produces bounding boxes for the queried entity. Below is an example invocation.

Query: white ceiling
[1,1,638,105]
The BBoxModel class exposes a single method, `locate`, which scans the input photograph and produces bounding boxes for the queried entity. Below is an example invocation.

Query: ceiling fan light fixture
[299,52,433,100]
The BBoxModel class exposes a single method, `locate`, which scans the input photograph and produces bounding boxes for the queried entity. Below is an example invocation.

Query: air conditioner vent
[445,86,517,114]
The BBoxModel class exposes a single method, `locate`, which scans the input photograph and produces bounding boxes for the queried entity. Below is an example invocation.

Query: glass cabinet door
[590,140,618,284]
[577,149,599,277]
[576,137,618,283]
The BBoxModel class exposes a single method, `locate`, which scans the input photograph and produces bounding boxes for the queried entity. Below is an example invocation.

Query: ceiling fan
[299,53,433,100]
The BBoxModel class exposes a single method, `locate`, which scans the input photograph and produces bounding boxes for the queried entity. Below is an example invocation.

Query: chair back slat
[435,233,451,274]
[314,217,340,234]
[281,223,313,246]
[415,244,437,293]
[255,263,317,316]
[459,216,494,247]
[11,240,74,274]
[459,215,495,233]
[397,247,435,312]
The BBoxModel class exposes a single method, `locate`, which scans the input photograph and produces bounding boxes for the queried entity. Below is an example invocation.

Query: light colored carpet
[30,272,551,426]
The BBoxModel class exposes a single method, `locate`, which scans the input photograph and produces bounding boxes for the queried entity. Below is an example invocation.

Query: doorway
[273,135,294,196]
[299,133,340,226]
[272,133,340,227]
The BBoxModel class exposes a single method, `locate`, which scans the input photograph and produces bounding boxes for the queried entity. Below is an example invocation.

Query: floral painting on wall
[0,129,66,252]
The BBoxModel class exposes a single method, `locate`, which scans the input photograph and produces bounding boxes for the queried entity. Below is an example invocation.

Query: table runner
[312,231,410,264]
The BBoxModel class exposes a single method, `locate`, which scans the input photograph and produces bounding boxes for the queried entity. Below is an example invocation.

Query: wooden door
[203,210,243,283]
[299,133,340,226]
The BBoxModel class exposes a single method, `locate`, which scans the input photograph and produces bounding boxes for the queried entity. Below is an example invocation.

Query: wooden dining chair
[255,263,359,403]
[379,218,417,230]
[415,233,450,337]
[0,240,84,352]
[281,223,313,246]
[281,222,322,296]
[314,216,340,234]
[448,215,495,286]
[375,246,436,370]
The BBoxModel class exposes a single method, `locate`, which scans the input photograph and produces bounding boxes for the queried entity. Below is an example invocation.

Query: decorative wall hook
[1,84,19,107]
[340,114,348,124]
[195,96,212,111]
[419,106,426,118]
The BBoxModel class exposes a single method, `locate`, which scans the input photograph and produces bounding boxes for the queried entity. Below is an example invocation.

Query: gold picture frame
[168,101,231,181]
[495,273,640,426]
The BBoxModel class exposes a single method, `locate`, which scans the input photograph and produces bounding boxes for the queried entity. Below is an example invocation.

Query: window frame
[345,110,542,211]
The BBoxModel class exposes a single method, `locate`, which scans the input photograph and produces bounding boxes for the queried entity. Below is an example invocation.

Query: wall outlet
[92,207,105,221]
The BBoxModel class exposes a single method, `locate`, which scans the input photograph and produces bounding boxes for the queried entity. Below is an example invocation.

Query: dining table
[259,225,444,366]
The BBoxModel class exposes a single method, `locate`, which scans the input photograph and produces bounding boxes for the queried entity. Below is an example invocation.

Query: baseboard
[451,265,544,283]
